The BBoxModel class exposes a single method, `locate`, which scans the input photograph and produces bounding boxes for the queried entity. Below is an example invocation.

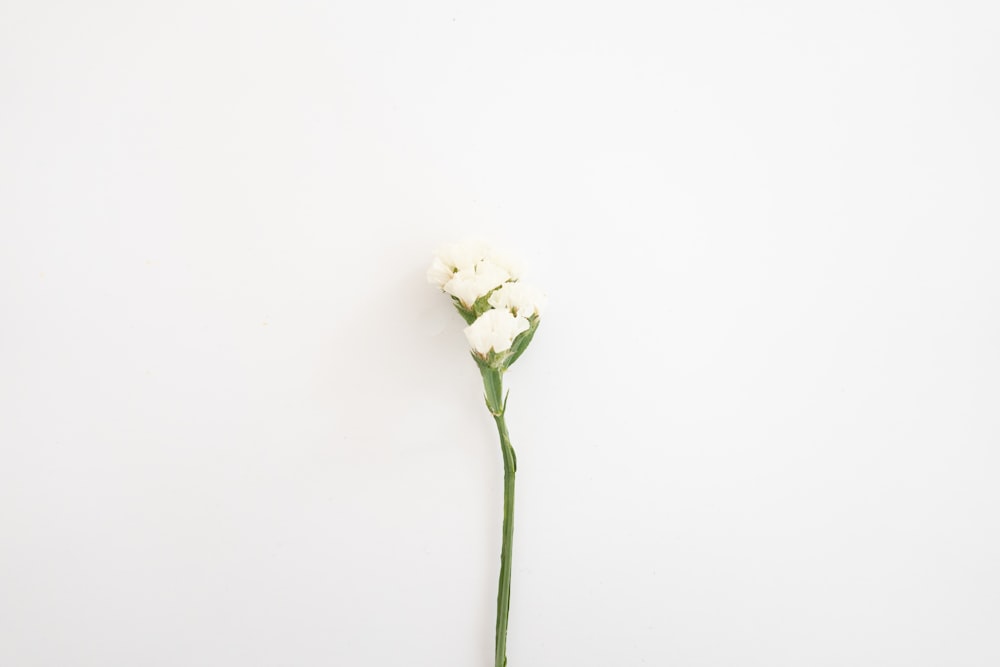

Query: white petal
[426,257,454,288]
[442,260,512,308]
[443,271,486,308]
[472,258,511,294]
[488,281,547,317]
[464,309,530,355]
[486,246,524,281]
[434,240,489,273]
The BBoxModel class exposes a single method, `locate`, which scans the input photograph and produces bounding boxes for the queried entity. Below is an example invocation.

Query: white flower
[464,309,530,356]
[426,257,456,289]
[442,258,511,308]
[426,240,488,288]
[426,240,522,293]
[426,242,510,310]
[485,246,524,282]
[488,281,547,318]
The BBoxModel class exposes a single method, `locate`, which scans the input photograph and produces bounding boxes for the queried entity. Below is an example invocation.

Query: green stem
[482,367,516,667]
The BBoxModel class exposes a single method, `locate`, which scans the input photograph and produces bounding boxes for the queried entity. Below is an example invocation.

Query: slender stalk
[493,411,516,667]
[481,367,516,667]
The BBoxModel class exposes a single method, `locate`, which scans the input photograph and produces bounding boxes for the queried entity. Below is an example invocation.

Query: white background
[2,2,999,665]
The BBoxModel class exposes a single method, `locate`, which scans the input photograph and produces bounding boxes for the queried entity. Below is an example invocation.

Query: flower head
[464,309,531,357]
[442,258,510,308]
[488,281,547,318]
[426,240,489,288]
[430,240,543,369]
[427,241,523,308]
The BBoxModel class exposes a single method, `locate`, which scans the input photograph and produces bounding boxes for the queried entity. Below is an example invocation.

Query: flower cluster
[428,241,545,369]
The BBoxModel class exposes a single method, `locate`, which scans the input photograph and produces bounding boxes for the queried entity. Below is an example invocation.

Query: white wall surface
[2,2,999,665]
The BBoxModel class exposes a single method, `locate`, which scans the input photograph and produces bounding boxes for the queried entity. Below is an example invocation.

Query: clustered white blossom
[428,241,546,364]
[464,309,530,355]
[488,281,546,318]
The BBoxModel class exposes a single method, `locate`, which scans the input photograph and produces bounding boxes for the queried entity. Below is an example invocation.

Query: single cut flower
[488,281,547,318]
[464,309,530,356]
[427,240,544,667]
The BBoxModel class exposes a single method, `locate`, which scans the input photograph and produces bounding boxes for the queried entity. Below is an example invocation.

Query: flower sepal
[469,314,540,375]
[451,296,477,324]
[500,315,540,371]
[470,348,510,374]
[451,290,502,325]
[476,362,506,415]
